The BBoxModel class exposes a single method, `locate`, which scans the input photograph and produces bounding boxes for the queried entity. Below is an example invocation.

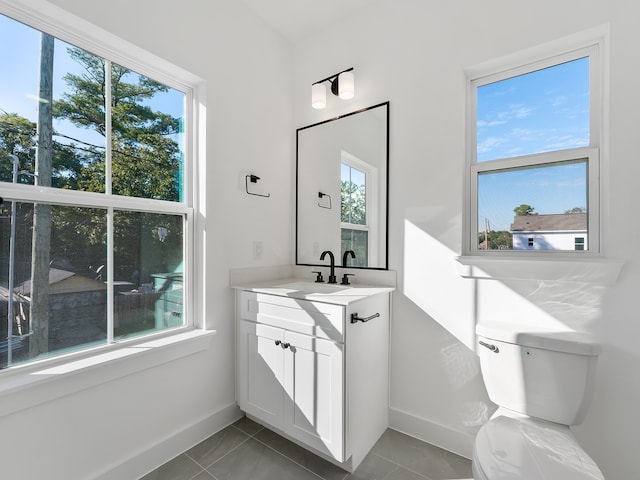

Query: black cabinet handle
[350,312,380,324]
[275,340,281,346]
[282,342,290,349]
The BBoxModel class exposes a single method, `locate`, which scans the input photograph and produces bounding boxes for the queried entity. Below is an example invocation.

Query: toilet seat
[473,415,604,480]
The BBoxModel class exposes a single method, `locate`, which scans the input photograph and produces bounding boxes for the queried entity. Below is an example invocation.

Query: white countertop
[232,278,394,306]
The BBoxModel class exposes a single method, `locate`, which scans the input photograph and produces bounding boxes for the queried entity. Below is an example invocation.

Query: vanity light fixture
[311,67,354,109]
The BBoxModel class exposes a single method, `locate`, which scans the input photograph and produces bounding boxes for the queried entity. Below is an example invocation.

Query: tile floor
[140,417,473,480]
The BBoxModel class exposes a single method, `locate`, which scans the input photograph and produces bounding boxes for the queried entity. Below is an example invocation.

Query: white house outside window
[466,43,601,256]
[0,12,194,369]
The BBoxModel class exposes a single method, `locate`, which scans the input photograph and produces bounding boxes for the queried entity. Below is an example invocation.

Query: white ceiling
[240,0,379,43]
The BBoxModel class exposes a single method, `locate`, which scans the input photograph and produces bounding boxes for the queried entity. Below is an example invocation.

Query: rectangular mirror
[296,102,389,269]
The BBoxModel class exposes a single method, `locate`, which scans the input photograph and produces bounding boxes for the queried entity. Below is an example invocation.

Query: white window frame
[0,0,206,374]
[464,39,604,258]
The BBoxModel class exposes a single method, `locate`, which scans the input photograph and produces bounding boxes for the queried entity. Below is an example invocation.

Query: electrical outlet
[253,241,263,260]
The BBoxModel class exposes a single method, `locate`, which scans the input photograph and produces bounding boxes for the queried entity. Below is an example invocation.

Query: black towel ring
[245,174,270,198]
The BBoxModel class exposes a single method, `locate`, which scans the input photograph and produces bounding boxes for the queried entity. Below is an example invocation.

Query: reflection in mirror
[296,102,389,269]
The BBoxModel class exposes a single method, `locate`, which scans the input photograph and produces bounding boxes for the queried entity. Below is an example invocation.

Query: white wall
[0,0,293,478]
[294,1,638,478]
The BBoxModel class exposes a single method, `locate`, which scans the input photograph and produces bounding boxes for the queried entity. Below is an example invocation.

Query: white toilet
[473,322,605,480]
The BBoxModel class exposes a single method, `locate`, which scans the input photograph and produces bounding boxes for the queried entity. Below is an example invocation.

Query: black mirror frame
[295,101,390,270]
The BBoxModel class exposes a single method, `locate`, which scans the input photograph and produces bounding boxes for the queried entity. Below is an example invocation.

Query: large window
[0,12,193,368]
[466,45,601,255]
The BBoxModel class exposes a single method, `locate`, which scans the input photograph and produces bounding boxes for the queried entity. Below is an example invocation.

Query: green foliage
[513,204,537,216]
[53,47,181,201]
[478,230,513,250]
[341,180,366,225]
[0,114,36,183]
[565,206,586,214]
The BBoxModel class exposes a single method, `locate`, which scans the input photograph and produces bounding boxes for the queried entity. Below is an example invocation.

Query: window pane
[0,14,107,190]
[476,57,589,162]
[341,163,366,225]
[0,14,185,201]
[1,202,107,368]
[111,65,185,201]
[477,160,587,251]
[113,211,184,339]
[341,229,368,266]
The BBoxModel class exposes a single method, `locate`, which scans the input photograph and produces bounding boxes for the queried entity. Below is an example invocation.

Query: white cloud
[477,119,507,128]
[543,135,589,150]
[477,136,505,153]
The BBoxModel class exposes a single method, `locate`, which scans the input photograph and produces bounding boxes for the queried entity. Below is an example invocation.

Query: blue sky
[476,57,590,231]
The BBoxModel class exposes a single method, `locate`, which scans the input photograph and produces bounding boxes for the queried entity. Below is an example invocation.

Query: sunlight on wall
[402,216,608,349]
[402,218,476,348]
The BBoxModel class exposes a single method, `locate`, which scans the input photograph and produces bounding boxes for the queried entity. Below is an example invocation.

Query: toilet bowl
[473,322,604,480]
[473,414,604,480]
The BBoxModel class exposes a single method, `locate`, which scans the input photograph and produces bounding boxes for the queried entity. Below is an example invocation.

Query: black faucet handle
[340,273,354,285]
[312,271,324,283]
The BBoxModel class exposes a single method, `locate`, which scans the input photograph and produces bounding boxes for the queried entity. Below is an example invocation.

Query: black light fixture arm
[312,67,354,89]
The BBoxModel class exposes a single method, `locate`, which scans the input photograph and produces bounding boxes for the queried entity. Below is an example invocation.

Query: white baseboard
[388,407,475,459]
[94,402,243,480]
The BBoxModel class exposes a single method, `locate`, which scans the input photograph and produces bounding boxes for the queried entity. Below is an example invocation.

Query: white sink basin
[275,282,349,294]
[234,279,394,305]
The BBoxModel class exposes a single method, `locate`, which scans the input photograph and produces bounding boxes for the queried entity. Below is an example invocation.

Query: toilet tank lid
[476,322,601,356]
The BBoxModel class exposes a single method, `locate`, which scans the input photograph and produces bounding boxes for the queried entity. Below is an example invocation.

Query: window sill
[0,328,215,418]
[455,256,624,285]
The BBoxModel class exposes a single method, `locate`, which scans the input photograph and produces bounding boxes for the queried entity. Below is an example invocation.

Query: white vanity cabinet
[235,287,391,471]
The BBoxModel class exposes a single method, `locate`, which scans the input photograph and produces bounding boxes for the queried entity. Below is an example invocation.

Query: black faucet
[342,250,355,267]
[320,250,337,284]
[341,250,356,285]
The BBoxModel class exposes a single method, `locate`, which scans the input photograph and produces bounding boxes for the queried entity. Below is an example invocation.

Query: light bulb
[338,71,354,100]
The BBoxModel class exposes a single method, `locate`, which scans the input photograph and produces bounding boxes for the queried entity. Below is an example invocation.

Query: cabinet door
[238,320,285,429]
[284,330,345,462]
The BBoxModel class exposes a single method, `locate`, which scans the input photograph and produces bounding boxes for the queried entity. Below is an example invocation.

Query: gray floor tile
[206,437,322,480]
[371,430,472,480]
[439,451,473,479]
[186,425,251,469]
[140,453,205,480]
[344,452,397,480]
[191,471,216,480]
[231,416,264,436]
[384,466,429,480]
[254,428,348,480]
[144,426,472,480]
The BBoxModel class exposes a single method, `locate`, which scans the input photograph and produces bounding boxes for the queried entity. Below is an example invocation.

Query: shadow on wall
[390,291,497,434]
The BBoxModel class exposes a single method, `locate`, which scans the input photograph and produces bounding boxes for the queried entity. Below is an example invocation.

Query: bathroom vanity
[233,280,393,471]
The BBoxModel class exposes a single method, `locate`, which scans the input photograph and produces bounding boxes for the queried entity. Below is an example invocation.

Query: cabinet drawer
[239,291,344,342]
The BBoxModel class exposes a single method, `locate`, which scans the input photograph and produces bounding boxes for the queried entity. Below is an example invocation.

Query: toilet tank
[476,322,601,426]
